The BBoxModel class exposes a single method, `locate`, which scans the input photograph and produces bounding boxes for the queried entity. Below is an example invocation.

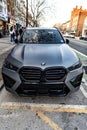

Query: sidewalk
[0,36,10,44]
[0,36,15,55]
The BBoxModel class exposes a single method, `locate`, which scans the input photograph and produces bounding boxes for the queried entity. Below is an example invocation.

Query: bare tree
[29,0,48,27]
[54,23,63,30]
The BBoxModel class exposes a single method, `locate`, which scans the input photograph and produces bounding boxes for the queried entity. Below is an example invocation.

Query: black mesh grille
[45,68,66,81]
[19,67,67,82]
[16,84,70,96]
[19,67,41,82]
[2,74,15,88]
[70,73,83,88]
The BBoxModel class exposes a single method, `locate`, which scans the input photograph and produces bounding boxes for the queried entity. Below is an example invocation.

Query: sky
[41,0,87,27]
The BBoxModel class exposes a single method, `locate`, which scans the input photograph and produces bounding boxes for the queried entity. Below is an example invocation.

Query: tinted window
[20,29,65,44]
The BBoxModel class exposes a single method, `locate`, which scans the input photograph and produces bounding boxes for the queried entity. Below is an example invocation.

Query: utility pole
[26,0,28,27]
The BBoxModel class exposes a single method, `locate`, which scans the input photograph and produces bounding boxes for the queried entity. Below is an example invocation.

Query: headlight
[68,60,82,71]
[3,61,18,71]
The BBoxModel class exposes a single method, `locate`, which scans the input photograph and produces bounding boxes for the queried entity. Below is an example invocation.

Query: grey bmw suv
[2,27,83,96]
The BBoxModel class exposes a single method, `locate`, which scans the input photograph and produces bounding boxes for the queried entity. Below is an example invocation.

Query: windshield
[20,29,65,44]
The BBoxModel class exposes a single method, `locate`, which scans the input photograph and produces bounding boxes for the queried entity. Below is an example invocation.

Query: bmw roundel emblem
[41,62,46,66]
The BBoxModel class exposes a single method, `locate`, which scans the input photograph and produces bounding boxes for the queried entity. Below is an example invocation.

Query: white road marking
[80,85,87,98]
[72,48,87,58]
[82,78,87,86]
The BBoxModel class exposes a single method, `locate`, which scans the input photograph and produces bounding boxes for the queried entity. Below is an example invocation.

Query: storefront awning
[71,30,76,33]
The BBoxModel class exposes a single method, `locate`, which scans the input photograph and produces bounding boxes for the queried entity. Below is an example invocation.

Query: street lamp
[26,0,28,27]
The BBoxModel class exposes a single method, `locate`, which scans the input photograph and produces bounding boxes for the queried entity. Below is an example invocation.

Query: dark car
[2,27,83,96]
[79,35,87,41]
[0,30,3,38]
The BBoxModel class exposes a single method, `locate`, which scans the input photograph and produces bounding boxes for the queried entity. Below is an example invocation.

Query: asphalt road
[0,50,87,130]
[69,38,87,55]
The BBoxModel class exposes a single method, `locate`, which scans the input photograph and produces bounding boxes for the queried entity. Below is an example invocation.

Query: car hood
[11,44,79,69]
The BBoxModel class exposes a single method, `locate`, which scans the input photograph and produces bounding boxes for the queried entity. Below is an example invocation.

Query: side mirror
[66,39,69,44]
[14,38,18,44]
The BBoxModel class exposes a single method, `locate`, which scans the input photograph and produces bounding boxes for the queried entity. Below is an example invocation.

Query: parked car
[63,33,75,39]
[2,27,83,96]
[79,35,87,41]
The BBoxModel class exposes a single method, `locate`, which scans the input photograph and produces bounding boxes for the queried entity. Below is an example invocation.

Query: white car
[63,33,75,39]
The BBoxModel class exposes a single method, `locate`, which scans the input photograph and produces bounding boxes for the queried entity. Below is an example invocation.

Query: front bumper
[2,66,83,96]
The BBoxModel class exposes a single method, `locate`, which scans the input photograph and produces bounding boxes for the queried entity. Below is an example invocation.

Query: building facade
[7,0,33,30]
[70,6,87,36]
[0,0,34,37]
[6,0,16,29]
[15,0,26,27]
[62,20,70,33]
[0,0,8,36]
